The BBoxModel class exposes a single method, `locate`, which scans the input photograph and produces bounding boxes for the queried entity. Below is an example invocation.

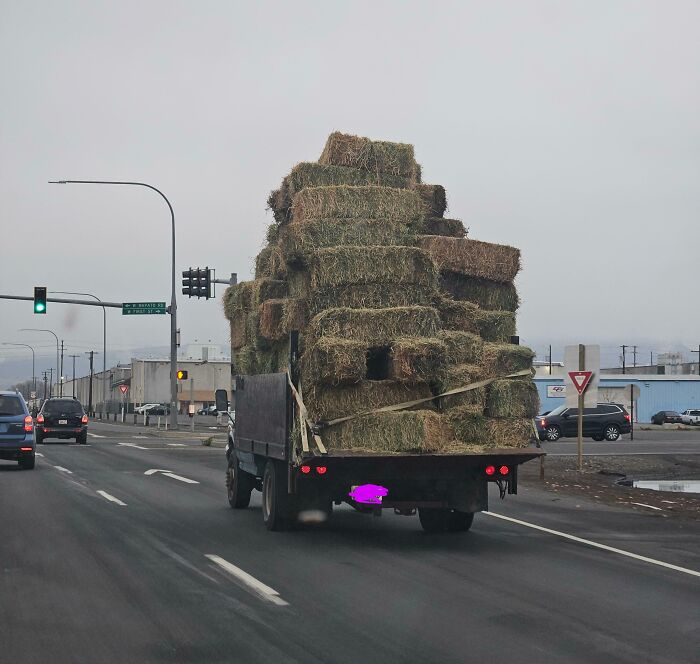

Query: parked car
[135,403,159,414]
[650,410,683,425]
[680,409,700,426]
[36,397,88,444]
[535,403,631,442]
[0,390,35,469]
[145,404,170,416]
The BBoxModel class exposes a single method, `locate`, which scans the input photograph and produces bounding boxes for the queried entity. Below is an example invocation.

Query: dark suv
[0,391,35,469]
[36,398,88,444]
[535,403,631,442]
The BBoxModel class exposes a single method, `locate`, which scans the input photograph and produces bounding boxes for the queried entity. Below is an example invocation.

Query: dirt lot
[520,454,700,520]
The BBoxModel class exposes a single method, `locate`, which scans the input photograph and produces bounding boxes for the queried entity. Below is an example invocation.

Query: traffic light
[33,287,47,314]
[181,267,212,299]
[176,370,188,380]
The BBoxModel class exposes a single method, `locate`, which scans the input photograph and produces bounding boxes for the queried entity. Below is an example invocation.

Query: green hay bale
[280,218,415,264]
[413,184,446,217]
[482,343,535,377]
[252,279,287,304]
[308,306,441,345]
[303,337,366,386]
[418,236,520,284]
[308,284,435,316]
[309,246,437,290]
[230,318,247,350]
[440,273,520,311]
[233,346,257,375]
[287,268,311,298]
[269,162,412,224]
[319,132,419,180]
[412,217,466,238]
[438,330,484,365]
[283,298,307,333]
[245,310,271,351]
[319,410,455,454]
[256,343,289,374]
[223,282,255,321]
[447,406,534,448]
[389,337,446,385]
[475,310,516,342]
[304,380,433,423]
[485,379,540,418]
[438,363,486,410]
[259,299,286,341]
[436,297,480,334]
[291,186,426,224]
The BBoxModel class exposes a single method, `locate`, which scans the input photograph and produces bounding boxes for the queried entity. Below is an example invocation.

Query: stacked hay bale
[224,132,538,454]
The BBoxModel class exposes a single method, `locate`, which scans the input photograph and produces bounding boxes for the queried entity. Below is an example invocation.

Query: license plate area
[59,419,68,425]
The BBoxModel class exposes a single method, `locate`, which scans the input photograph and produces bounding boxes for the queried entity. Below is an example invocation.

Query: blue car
[0,391,36,469]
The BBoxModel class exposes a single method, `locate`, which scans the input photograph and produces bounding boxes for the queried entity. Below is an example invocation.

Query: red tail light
[81,414,89,424]
[300,465,311,474]
[316,466,327,475]
[37,414,44,424]
[485,465,496,476]
[541,418,546,428]
[499,465,510,475]
[24,415,33,432]
[20,447,33,452]
[624,414,631,422]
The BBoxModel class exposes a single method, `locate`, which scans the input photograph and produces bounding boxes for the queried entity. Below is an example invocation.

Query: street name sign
[122,302,166,315]
[568,371,593,395]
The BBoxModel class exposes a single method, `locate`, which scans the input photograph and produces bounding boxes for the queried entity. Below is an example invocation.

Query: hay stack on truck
[219,132,543,532]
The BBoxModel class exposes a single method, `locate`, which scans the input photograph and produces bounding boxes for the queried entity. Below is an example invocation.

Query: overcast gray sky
[1,0,698,379]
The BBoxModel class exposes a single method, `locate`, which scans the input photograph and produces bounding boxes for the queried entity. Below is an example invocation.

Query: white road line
[167,443,187,447]
[133,436,149,439]
[87,433,105,438]
[53,465,73,474]
[485,511,700,578]
[144,468,200,484]
[118,442,148,450]
[631,502,663,511]
[96,490,127,506]
[205,554,289,606]
[35,452,44,457]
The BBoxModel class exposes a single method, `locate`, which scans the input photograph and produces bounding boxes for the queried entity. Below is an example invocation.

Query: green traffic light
[34,303,45,313]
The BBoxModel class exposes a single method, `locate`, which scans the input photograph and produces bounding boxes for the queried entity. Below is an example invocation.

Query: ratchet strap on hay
[287,372,327,455]
[316,368,533,430]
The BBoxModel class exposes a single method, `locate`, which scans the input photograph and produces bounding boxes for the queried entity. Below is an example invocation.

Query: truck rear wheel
[262,460,295,531]
[227,455,253,509]
[419,508,474,533]
[448,511,474,532]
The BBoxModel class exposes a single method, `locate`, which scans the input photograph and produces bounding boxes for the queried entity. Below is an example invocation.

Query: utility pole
[548,344,552,375]
[69,354,79,398]
[48,367,53,397]
[59,340,65,396]
[86,351,95,415]
[620,344,627,374]
[692,345,700,376]
[632,345,637,369]
[650,351,654,366]
[42,371,49,401]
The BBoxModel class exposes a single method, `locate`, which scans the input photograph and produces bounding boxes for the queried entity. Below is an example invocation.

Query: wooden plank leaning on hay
[287,372,327,455]
[315,368,533,429]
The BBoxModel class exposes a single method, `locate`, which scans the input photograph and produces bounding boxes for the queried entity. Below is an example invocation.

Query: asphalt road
[1,429,698,664]
[543,428,700,455]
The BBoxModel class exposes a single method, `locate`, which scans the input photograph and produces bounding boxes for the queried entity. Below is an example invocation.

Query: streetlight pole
[69,354,79,398]
[2,342,36,393]
[52,291,107,419]
[50,180,178,428]
[20,328,59,393]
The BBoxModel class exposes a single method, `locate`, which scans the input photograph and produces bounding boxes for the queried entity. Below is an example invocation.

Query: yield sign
[568,371,593,396]
[118,384,129,394]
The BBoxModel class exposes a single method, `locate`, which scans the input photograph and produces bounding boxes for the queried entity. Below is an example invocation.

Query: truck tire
[448,511,474,532]
[262,460,295,531]
[418,508,451,533]
[227,455,253,509]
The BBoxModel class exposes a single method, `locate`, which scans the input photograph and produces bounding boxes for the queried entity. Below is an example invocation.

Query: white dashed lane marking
[96,490,127,506]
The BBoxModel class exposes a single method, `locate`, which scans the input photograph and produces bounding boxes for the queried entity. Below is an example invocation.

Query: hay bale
[255,246,286,279]
[320,410,454,454]
[438,363,486,410]
[223,282,255,321]
[417,236,520,283]
[447,406,534,448]
[269,162,412,224]
[413,184,446,217]
[319,132,419,180]
[304,380,433,423]
[291,186,426,224]
[283,298,307,333]
[475,310,516,342]
[413,217,466,238]
[436,298,480,334]
[438,330,484,365]
[389,337,446,385]
[308,284,435,316]
[280,218,415,264]
[233,346,257,375]
[486,379,540,418]
[308,306,441,345]
[440,273,520,311]
[259,299,286,341]
[482,343,535,376]
[252,279,288,305]
[303,337,366,386]
[230,318,247,350]
[309,246,437,290]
